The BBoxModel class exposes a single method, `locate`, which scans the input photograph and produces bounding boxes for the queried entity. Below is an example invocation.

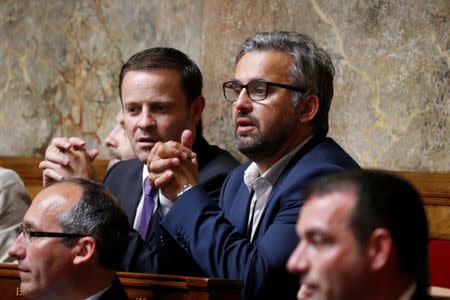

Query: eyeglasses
[20,224,87,244]
[223,79,308,102]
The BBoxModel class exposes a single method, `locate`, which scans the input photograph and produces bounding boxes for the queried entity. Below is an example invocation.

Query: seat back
[429,239,450,288]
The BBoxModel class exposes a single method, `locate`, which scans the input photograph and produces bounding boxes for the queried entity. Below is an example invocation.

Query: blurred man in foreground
[8,179,129,300]
[287,170,429,300]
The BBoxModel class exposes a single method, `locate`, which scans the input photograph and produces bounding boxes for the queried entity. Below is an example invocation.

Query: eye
[249,82,267,97]
[126,105,140,116]
[228,82,242,95]
[304,230,332,248]
[152,104,170,113]
[310,233,326,245]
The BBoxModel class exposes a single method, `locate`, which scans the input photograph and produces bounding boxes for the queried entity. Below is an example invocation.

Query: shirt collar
[142,164,149,187]
[85,284,111,300]
[243,135,313,191]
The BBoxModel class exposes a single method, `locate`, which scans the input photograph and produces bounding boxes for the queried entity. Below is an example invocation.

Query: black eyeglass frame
[20,224,87,241]
[222,79,308,102]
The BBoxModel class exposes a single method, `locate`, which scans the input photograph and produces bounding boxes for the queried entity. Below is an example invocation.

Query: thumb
[87,149,99,161]
[180,130,194,149]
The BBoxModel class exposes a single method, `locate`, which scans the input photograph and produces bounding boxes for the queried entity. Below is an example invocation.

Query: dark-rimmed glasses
[20,224,87,244]
[223,79,308,102]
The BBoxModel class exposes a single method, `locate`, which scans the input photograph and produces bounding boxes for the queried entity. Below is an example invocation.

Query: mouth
[17,264,31,275]
[235,117,257,134]
[299,283,318,298]
[136,136,157,148]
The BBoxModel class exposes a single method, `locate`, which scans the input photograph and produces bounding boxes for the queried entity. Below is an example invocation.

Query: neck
[367,274,416,300]
[254,128,315,173]
[51,269,116,300]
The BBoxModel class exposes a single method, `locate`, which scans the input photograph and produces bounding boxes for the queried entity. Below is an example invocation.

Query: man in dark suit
[8,178,129,300]
[39,47,239,274]
[147,31,360,299]
[287,170,430,300]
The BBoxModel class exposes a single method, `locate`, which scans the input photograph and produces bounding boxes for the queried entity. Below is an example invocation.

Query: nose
[104,127,119,149]
[137,107,156,130]
[8,232,26,261]
[286,241,309,275]
[233,88,253,113]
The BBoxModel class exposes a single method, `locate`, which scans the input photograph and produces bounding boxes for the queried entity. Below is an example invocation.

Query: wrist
[177,184,195,197]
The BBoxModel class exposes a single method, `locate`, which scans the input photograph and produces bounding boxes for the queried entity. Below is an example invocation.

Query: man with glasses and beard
[146,31,359,300]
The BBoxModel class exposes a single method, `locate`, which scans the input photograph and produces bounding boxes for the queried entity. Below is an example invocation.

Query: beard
[235,110,297,162]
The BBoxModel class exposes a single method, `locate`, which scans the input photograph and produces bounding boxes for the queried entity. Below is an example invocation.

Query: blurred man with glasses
[8,178,129,300]
[146,31,359,299]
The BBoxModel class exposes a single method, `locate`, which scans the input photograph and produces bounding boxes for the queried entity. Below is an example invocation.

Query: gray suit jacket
[0,167,31,263]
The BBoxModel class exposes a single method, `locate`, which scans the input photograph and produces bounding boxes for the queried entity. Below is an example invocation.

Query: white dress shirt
[244,136,312,240]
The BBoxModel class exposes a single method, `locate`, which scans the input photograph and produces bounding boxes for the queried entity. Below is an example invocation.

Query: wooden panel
[393,171,450,206]
[0,264,241,300]
[392,171,450,240]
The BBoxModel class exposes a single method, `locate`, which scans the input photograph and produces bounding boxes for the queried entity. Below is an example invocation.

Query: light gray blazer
[0,167,31,263]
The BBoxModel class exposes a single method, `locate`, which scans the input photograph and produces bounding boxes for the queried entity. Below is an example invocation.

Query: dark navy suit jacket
[97,277,129,300]
[160,135,360,300]
[103,136,239,274]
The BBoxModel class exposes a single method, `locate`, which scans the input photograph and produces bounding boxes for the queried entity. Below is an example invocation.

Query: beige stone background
[0,0,448,171]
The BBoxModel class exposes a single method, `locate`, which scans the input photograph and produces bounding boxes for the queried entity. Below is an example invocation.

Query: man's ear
[366,228,392,271]
[72,236,96,266]
[189,96,205,127]
[298,94,319,123]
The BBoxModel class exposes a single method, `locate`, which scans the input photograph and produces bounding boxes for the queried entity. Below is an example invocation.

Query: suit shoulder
[103,159,143,190]
[304,137,359,168]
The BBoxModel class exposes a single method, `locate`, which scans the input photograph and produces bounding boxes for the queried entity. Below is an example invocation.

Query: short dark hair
[119,47,203,105]
[58,178,129,271]
[304,170,429,292]
[236,31,334,135]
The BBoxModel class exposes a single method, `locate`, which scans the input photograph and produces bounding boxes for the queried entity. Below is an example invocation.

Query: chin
[19,282,35,298]
[135,151,150,163]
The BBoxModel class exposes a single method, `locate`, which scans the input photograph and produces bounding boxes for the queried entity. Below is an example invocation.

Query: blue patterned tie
[138,177,156,239]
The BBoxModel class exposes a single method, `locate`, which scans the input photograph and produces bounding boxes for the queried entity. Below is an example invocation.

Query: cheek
[124,117,137,134]
[157,114,189,133]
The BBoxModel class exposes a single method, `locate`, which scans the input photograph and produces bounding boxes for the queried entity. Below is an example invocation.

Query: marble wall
[0,0,448,171]
[0,0,203,156]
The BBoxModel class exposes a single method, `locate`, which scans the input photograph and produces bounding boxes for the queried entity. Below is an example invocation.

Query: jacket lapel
[229,182,253,236]
[252,134,326,238]
[121,164,144,225]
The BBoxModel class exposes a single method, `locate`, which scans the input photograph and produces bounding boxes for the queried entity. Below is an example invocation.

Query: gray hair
[236,31,335,135]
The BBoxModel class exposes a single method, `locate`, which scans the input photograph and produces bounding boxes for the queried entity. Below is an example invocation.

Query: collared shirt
[244,135,313,240]
[85,284,111,300]
[398,283,416,300]
[132,165,164,230]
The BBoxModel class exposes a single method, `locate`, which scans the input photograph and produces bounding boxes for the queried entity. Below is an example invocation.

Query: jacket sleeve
[160,183,300,299]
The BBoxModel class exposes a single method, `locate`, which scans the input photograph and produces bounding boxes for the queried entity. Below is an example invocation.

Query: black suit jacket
[103,136,239,274]
[98,277,129,300]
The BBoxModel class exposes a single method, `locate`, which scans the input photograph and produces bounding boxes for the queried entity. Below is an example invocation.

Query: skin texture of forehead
[235,50,294,82]
[28,183,82,226]
[299,189,357,234]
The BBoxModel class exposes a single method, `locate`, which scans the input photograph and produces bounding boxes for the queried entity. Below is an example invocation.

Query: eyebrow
[302,226,328,238]
[21,221,36,231]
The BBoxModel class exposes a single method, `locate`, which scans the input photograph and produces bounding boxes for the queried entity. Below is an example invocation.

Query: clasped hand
[39,137,98,187]
[147,130,198,201]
